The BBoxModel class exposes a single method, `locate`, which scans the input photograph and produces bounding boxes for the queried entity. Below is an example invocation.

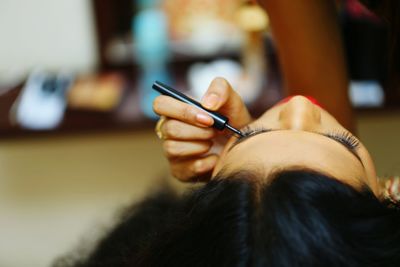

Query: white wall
[0,0,98,75]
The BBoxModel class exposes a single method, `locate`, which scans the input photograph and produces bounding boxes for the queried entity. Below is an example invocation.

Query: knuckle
[203,129,215,139]
[170,167,180,179]
[203,142,213,153]
[163,140,180,157]
[190,162,201,175]
[164,120,179,138]
[212,77,229,91]
[170,170,182,180]
[152,96,164,114]
[176,175,188,182]
[162,140,175,155]
[182,105,194,122]
[170,165,187,181]
[214,76,228,86]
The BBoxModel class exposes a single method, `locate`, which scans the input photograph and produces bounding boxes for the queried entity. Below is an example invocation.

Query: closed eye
[229,127,363,166]
[230,127,273,149]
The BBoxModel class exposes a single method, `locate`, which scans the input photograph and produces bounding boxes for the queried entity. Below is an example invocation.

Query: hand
[152,77,252,182]
[382,176,400,203]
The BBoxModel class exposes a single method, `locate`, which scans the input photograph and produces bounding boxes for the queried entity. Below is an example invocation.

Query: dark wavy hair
[54,170,400,267]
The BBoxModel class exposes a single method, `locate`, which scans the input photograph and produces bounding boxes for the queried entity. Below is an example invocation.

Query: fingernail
[196,113,213,126]
[202,93,219,109]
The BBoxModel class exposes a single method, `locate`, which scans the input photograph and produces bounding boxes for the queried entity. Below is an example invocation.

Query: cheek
[320,109,345,129]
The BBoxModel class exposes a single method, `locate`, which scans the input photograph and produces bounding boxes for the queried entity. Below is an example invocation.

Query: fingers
[385,177,400,202]
[201,77,252,128]
[201,77,233,110]
[155,117,218,182]
[152,78,249,182]
[153,77,252,129]
[160,119,215,140]
[153,95,214,128]
[163,139,213,159]
[169,154,219,182]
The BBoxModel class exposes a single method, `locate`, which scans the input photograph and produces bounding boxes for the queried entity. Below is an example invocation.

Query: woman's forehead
[218,131,365,187]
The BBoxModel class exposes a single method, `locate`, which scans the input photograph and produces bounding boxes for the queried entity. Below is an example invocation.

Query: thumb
[201,77,252,128]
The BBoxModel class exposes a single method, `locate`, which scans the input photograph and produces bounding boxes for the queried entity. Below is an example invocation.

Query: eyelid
[322,131,360,150]
[238,126,360,151]
[229,127,363,165]
[321,132,363,165]
[229,127,274,150]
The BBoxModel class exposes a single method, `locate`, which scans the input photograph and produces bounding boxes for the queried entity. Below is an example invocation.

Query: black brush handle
[152,81,228,130]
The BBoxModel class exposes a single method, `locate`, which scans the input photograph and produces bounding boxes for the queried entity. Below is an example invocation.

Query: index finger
[153,95,214,128]
[201,78,252,128]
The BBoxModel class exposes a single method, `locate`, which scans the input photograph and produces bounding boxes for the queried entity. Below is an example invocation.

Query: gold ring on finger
[155,116,167,140]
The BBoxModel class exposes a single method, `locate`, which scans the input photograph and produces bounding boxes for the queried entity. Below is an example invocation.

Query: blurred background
[0,0,399,266]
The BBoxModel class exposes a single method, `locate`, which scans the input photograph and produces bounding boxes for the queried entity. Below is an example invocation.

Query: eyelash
[238,126,360,149]
[325,131,360,150]
[239,126,272,138]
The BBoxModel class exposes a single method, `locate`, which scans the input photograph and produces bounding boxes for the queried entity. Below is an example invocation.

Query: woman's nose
[278,96,321,131]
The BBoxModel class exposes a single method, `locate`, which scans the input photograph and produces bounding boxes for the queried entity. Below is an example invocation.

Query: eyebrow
[229,130,364,167]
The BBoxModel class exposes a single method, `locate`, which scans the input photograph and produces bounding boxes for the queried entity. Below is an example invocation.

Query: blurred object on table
[187,2,271,105]
[10,70,74,130]
[95,0,245,70]
[68,73,125,112]
[236,2,269,104]
[349,80,385,108]
[188,59,243,100]
[162,0,243,57]
[133,0,171,119]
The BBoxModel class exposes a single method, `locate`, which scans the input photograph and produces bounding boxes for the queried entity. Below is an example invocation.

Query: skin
[212,95,380,196]
[153,0,357,179]
[153,78,380,197]
[259,0,355,132]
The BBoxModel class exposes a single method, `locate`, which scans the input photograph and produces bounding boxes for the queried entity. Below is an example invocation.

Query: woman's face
[213,96,380,196]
